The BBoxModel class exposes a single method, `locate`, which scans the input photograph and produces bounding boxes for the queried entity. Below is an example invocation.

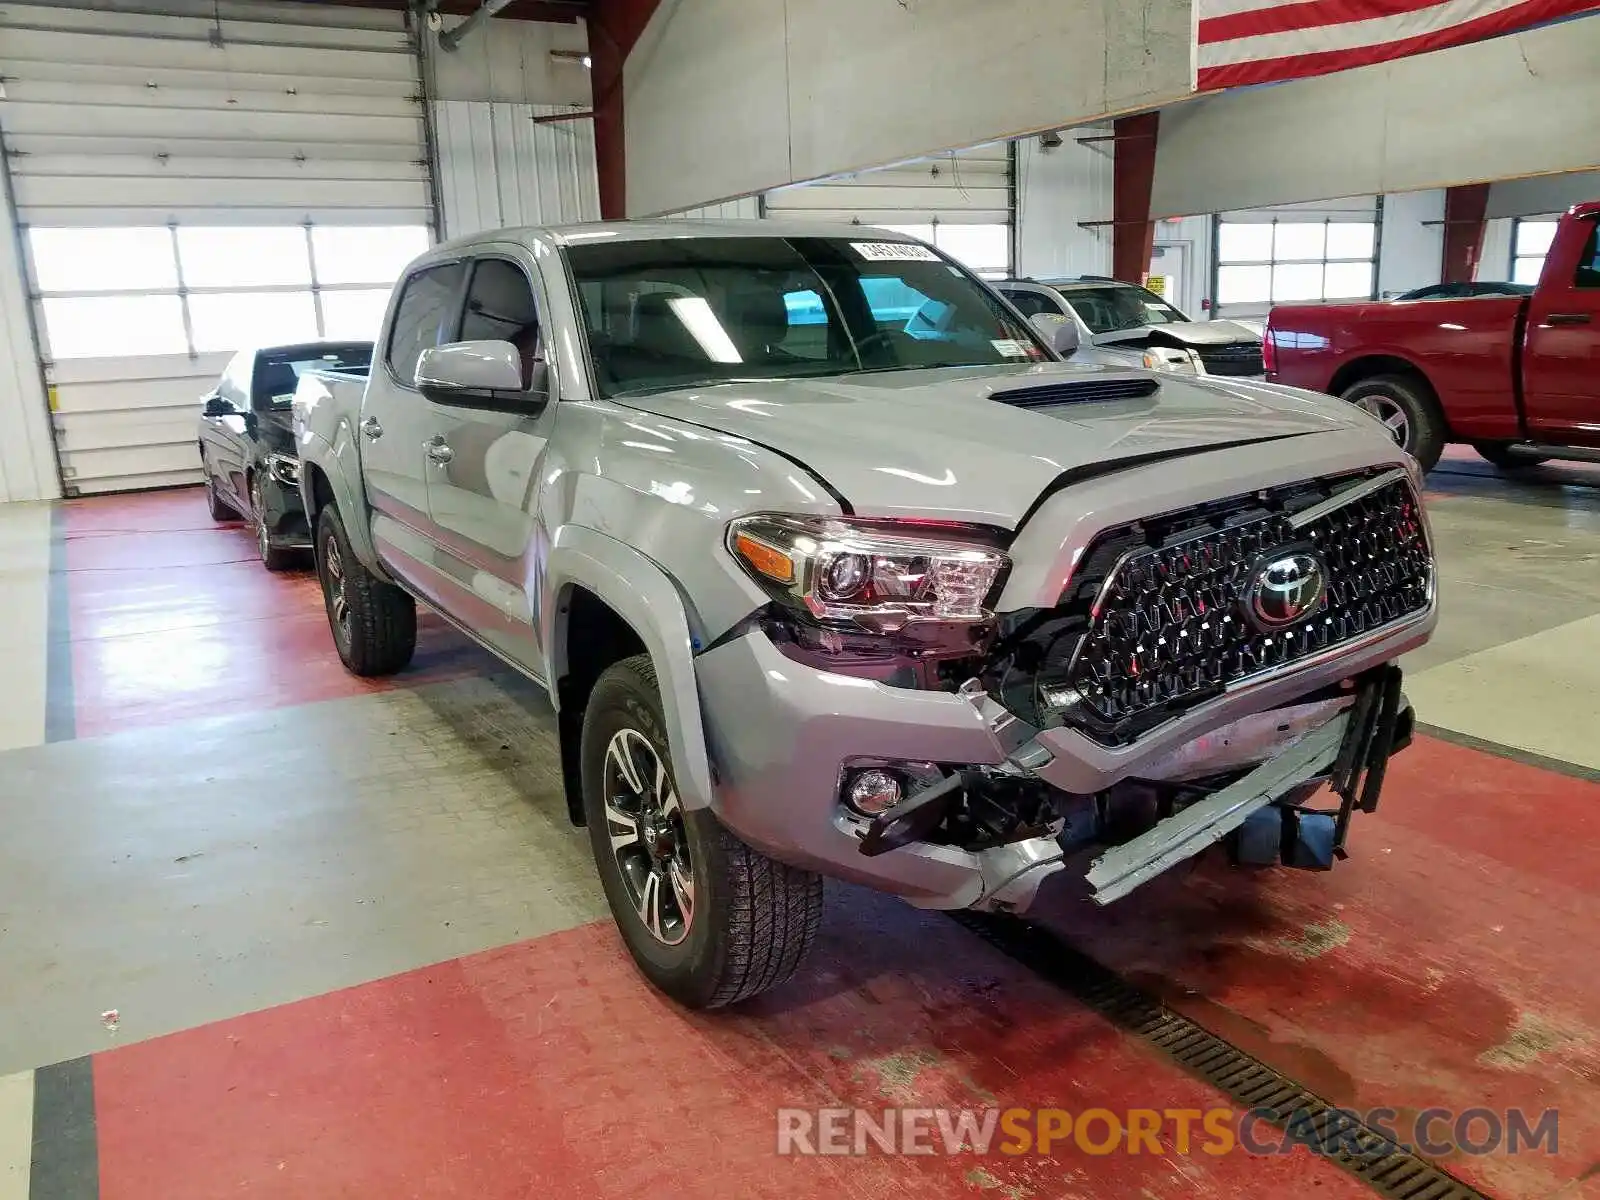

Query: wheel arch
[297,436,387,576]
[1329,354,1433,399]
[543,525,715,826]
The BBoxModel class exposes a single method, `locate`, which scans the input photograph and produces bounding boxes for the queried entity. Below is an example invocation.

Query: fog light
[844,768,903,816]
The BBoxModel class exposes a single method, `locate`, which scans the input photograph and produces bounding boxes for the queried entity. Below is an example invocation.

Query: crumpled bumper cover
[695,619,1424,912]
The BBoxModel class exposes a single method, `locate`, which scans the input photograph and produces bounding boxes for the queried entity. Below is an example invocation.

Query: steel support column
[1112,112,1160,286]
[1441,183,1491,284]
[589,0,660,219]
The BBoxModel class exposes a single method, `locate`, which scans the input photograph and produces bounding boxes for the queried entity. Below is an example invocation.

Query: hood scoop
[991,377,1159,409]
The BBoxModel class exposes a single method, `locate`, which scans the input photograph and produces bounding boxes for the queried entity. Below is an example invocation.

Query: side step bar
[1498,442,1600,466]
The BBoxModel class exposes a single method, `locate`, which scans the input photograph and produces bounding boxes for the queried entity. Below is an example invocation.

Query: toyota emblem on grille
[1247,551,1327,631]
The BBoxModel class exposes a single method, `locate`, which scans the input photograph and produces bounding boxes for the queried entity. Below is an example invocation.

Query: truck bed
[1267,295,1528,442]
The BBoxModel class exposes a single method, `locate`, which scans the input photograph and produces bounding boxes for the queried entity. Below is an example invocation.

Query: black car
[198,341,373,570]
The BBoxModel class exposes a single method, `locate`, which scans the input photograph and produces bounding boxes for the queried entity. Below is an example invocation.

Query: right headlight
[1141,348,1199,373]
[265,452,301,487]
[726,514,1009,632]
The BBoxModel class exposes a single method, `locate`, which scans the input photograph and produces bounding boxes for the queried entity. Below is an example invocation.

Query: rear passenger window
[1575,221,1600,290]
[386,262,466,385]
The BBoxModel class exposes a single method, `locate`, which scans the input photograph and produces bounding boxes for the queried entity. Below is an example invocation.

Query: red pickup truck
[1265,200,1600,472]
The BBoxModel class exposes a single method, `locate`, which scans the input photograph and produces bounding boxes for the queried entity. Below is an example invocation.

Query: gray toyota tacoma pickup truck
[292,221,1437,1009]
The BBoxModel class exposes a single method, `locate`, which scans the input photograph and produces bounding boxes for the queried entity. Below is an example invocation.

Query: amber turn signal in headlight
[726,514,1008,629]
[731,530,795,584]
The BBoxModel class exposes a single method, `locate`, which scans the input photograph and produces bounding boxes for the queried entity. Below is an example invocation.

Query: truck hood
[1093,320,1259,348]
[612,363,1366,528]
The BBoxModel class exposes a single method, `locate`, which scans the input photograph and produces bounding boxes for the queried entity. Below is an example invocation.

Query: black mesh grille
[1195,342,1264,376]
[1053,474,1432,746]
[991,378,1159,408]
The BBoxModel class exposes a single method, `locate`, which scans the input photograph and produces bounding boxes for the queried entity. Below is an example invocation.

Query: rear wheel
[205,475,238,522]
[250,474,298,572]
[314,503,416,676]
[581,654,822,1009]
[1473,441,1549,471]
[1340,374,1446,472]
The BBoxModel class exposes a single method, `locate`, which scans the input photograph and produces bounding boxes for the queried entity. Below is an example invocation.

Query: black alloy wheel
[602,726,695,946]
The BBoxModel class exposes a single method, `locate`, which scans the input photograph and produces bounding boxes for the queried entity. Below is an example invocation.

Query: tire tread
[317,505,416,677]
[589,654,823,1009]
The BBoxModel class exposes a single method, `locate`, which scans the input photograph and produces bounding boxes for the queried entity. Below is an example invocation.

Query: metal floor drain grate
[949,912,1492,1200]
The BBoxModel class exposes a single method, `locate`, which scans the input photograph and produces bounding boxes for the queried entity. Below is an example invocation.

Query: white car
[996,277,1264,378]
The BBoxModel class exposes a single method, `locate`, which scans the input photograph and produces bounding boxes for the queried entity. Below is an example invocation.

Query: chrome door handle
[426,438,454,465]
[360,416,383,440]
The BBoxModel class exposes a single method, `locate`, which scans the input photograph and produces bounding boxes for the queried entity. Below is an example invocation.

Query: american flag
[1196,0,1600,91]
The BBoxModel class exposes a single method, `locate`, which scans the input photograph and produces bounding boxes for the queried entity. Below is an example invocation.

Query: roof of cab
[422,218,929,257]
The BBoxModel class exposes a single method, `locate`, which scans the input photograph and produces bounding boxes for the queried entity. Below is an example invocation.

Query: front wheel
[581,654,823,1009]
[1340,374,1446,473]
[314,504,416,677]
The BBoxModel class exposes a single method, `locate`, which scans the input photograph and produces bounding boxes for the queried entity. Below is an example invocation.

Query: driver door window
[460,258,545,394]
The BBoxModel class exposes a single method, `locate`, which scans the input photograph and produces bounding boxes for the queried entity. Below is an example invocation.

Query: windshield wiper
[838,361,1000,376]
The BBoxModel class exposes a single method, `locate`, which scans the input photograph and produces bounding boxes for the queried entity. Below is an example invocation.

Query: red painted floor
[62,488,495,738]
[92,890,1370,1200]
[59,485,1600,1199]
[1033,735,1600,1200]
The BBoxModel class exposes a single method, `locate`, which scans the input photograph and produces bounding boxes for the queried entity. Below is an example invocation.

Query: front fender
[542,524,715,812]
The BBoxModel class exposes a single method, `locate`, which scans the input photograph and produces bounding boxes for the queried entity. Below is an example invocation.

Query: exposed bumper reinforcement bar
[1085,665,1408,905]
[1084,711,1348,904]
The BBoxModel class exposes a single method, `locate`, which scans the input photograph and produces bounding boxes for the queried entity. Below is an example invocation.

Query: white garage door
[0,0,433,494]
[763,144,1013,277]
[1213,198,1381,323]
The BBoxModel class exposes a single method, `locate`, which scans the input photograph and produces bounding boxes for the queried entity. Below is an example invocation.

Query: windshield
[254,343,372,409]
[564,236,1049,398]
[1058,285,1188,334]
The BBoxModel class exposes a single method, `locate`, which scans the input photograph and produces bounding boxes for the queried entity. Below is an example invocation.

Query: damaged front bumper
[696,615,1426,915]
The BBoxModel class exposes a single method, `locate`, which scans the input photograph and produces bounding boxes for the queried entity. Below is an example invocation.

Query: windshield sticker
[850,241,940,262]
[991,339,1031,357]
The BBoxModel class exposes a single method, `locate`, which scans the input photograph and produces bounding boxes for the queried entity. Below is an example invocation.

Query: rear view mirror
[415,340,530,407]
[1030,313,1081,358]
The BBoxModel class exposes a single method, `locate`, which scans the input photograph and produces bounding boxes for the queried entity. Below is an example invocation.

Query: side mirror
[415,340,537,408]
[1030,313,1081,358]
[203,394,234,417]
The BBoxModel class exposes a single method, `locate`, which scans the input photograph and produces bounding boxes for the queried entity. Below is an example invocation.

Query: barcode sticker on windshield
[991,339,1030,357]
[850,241,940,262]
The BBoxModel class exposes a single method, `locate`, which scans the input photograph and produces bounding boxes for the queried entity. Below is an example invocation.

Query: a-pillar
[1112,112,1160,285]
[1441,184,1491,284]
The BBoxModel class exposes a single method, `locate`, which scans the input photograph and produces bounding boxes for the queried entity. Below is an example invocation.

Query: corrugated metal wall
[763,144,1010,226]
[662,198,763,220]
[433,102,600,239]
[1015,129,1113,281]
